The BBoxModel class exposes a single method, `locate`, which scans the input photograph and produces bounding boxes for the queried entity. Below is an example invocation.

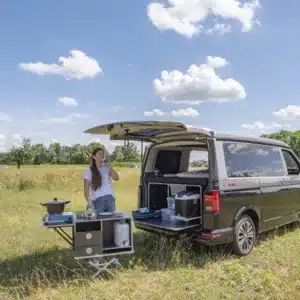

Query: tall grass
[1,167,300,299]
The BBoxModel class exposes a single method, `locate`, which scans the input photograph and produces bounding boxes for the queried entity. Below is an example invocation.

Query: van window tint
[188,150,208,171]
[282,150,300,175]
[155,150,181,173]
[223,143,285,178]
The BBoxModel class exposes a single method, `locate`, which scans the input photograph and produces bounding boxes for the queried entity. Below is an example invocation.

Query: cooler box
[174,191,201,219]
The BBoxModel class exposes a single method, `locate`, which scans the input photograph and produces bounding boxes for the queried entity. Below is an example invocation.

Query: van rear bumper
[134,221,233,246]
[192,227,233,246]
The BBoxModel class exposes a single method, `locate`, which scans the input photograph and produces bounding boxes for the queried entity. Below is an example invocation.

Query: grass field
[1,166,300,300]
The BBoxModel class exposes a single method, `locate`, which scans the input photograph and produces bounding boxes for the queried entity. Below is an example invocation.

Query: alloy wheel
[237,219,255,254]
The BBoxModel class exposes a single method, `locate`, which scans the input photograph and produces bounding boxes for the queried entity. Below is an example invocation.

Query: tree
[9,147,25,169]
[262,130,300,157]
[110,142,140,162]
[9,138,33,168]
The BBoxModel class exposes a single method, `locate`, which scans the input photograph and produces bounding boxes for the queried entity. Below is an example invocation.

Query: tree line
[262,130,300,157]
[0,130,299,168]
[0,138,141,168]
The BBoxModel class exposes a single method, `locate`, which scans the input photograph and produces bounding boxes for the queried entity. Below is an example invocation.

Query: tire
[232,215,257,256]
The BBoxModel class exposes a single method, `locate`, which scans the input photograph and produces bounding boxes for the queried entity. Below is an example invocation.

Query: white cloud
[242,121,292,132]
[19,50,102,80]
[206,23,232,36]
[0,134,5,145]
[10,134,23,148]
[153,56,246,104]
[104,106,137,113]
[147,0,260,38]
[144,107,200,117]
[171,107,199,117]
[144,109,165,117]
[185,124,213,132]
[40,113,90,124]
[241,121,265,130]
[0,146,6,153]
[273,105,300,120]
[12,134,23,142]
[57,97,78,107]
[0,112,12,122]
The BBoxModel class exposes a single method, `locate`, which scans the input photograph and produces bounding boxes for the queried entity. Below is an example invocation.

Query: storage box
[161,208,174,221]
[174,192,200,219]
[166,196,175,210]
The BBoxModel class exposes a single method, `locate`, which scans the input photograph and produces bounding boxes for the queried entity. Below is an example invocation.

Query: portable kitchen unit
[40,199,134,278]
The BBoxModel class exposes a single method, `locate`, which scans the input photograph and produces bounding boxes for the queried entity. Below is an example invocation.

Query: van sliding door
[280,149,300,221]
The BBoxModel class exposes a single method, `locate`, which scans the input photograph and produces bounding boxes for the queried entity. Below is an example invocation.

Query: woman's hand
[109,166,119,181]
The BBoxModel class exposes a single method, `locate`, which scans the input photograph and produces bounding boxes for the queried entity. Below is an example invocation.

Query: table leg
[88,257,116,279]
[52,227,73,247]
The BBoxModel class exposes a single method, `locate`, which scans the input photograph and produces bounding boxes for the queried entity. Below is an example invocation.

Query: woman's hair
[90,147,104,191]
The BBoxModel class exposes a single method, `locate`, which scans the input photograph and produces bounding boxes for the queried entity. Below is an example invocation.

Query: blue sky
[0,0,299,153]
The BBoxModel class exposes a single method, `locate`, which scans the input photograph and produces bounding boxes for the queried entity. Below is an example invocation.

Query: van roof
[184,126,289,148]
[212,131,289,148]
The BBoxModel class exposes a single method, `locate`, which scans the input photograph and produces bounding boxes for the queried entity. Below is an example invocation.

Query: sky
[0,0,300,153]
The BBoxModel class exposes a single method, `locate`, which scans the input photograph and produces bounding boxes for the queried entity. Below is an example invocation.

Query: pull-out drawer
[74,244,103,258]
[75,230,103,247]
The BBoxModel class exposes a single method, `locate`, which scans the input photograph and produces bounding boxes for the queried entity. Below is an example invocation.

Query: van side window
[282,150,300,175]
[188,150,208,172]
[223,143,285,178]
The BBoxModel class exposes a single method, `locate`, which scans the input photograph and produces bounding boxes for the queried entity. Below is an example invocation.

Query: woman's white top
[83,166,114,200]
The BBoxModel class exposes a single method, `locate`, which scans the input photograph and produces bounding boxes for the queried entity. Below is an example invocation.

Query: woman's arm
[109,166,119,181]
[84,179,91,203]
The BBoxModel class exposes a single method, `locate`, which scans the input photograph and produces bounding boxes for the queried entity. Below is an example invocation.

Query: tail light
[204,190,220,213]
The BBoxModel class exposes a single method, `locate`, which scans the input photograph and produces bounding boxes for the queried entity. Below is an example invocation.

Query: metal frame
[41,213,134,278]
[134,182,203,232]
[40,222,75,249]
[89,257,118,278]
[147,181,203,221]
[53,227,74,249]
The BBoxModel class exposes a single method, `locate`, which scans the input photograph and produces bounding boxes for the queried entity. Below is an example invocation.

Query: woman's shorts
[92,194,116,213]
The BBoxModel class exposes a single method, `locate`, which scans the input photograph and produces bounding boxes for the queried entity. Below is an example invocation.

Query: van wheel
[232,215,257,256]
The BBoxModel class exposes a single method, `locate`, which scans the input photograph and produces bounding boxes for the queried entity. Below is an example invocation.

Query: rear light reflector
[204,190,220,213]
[200,233,221,238]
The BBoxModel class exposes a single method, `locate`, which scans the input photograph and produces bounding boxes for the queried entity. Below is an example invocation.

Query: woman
[83,147,119,214]
[83,147,121,267]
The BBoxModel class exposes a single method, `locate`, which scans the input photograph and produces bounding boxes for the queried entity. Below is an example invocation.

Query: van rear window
[154,150,181,173]
[223,142,285,177]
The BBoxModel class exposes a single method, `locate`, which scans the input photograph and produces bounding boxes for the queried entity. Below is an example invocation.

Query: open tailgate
[84,121,188,142]
[84,121,212,143]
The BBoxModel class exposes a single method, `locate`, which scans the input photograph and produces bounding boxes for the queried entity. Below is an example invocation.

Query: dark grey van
[85,121,300,256]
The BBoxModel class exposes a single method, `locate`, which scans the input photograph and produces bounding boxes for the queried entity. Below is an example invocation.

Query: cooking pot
[40,198,70,215]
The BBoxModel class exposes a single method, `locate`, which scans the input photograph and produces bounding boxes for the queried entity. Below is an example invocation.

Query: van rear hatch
[84,121,212,143]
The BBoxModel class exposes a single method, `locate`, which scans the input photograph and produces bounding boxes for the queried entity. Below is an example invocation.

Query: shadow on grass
[0,231,226,297]
[2,222,300,297]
